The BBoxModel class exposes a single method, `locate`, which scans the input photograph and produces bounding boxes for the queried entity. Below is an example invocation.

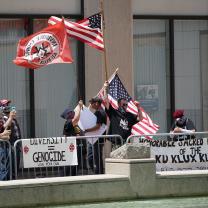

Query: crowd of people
[0,81,197,179]
[59,81,197,176]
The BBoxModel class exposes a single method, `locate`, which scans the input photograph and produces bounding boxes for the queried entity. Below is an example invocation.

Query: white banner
[78,106,107,144]
[22,137,77,168]
[150,138,208,171]
[78,106,97,131]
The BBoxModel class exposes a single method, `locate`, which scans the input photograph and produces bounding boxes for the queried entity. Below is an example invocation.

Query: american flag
[48,14,104,51]
[98,73,159,138]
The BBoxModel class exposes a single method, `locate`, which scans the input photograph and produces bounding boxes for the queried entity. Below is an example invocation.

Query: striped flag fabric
[98,73,159,138]
[48,14,104,51]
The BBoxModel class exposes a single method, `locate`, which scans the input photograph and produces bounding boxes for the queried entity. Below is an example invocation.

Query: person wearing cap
[61,101,83,137]
[103,81,140,143]
[61,100,86,176]
[170,109,196,140]
[0,99,21,180]
[0,99,20,143]
[85,96,107,174]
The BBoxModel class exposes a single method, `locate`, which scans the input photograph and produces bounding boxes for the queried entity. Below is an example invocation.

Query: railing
[126,132,208,172]
[13,135,123,180]
[4,132,208,180]
[126,132,208,143]
[0,139,12,180]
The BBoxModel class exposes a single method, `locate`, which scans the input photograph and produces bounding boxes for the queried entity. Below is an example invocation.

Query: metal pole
[100,0,108,80]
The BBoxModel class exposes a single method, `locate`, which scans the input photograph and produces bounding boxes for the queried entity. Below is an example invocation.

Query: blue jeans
[87,140,104,174]
[0,147,9,180]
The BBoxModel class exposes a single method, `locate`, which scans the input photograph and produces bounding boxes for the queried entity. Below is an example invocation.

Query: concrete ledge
[157,170,208,179]
[0,174,136,208]
[0,174,129,188]
[106,158,208,198]
[1,158,208,207]
[106,158,155,164]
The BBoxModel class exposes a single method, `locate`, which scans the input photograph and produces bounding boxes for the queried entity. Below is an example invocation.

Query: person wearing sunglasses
[103,81,140,143]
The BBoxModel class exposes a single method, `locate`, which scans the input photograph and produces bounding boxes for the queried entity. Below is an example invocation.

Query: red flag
[48,14,104,51]
[13,19,73,69]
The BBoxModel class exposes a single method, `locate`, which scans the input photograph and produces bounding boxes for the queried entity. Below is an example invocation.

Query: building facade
[0,0,208,138]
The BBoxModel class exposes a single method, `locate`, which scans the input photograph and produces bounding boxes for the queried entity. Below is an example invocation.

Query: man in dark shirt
[103,81,140,143]
[85,97,107,174]
[0,99,21,180]
[170,109,196,140]
[61,100,86,176]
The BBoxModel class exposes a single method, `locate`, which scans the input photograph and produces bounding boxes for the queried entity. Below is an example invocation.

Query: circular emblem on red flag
[25,32,60,67]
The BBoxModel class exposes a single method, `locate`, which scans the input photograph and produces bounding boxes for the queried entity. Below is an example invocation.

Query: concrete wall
[1,159,208,207]
[85,0,133,101]
[0,175,136,208]
[132,0,208,15]
[106,158,208,198]
[0,0,80,14]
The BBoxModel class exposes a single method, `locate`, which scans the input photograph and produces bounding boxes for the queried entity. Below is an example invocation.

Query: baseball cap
[60,108,75,120]
[173,110,184,119]
[0,99,11,107]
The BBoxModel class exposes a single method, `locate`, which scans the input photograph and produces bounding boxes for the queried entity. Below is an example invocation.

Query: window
[33,19,79,137]
[0,19,30,138]
[133,17,208,132]
[133,19,170,132]
[174,20,208,131]
[0,17,82,138]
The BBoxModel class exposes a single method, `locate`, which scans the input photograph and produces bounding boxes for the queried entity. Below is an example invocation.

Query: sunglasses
[122,103,128,107]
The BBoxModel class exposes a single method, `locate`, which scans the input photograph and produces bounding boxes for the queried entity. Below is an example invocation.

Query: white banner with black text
[22,137,77,168]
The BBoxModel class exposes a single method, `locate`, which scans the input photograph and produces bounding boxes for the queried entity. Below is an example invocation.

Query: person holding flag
[103,81,140,143]
[99,71,159,145]
[60,100,87,176]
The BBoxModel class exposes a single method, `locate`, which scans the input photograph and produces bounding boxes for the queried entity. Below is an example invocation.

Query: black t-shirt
[63,121,82,136]
[170,117,195,131]
[170,117,196,140]
[95,109,107,126]
[94,109,107,144]
[105,104,138,141]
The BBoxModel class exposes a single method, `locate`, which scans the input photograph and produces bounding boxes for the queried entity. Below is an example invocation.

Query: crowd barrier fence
[126,132,208,143]
[126,132,208,172]
[5,132,208,180]
[13,135,123,180]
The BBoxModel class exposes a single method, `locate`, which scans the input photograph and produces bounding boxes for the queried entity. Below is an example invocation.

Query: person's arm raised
[72,100,83,126]
[3,110,16,129]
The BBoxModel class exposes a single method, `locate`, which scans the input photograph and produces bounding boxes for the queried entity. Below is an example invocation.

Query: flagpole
[100,0,108,81]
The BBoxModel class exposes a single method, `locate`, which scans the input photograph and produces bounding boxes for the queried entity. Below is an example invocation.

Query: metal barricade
[126,132,208,143]
[126,132,208,172]
[13,135,123,180]
[0,139,12,180]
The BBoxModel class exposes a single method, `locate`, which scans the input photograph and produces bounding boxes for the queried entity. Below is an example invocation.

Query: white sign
[22,137,77,168]
[150,138,208,171]
[78,106,107,144]
[78,106,97,131]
